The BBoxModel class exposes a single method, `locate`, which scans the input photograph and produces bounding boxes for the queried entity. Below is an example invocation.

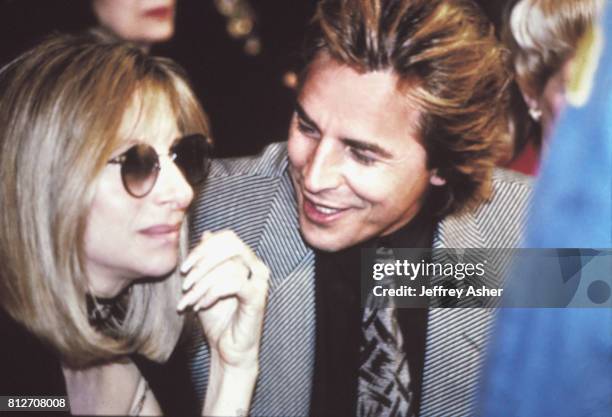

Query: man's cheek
[288,136,310,169]
[345,171,384,204]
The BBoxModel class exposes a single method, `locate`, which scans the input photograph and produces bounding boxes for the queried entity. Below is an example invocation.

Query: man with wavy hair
[189,0,531,416]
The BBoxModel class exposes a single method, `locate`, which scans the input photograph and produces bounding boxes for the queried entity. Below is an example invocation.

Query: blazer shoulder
[436,168,533,248]
[190,142,295,249]
[475,168,533,247]
[208,142,288,180]
[491,168,533,191]
[485,168,533,217]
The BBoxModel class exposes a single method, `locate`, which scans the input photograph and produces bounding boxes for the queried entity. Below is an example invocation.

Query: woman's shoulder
[0,307,67,396]
[132,347,200,417]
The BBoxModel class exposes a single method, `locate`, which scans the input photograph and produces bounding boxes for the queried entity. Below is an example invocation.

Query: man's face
[288,55,444,252]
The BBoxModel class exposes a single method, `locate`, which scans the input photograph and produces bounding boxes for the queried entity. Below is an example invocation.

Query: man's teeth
[315,204,341,214]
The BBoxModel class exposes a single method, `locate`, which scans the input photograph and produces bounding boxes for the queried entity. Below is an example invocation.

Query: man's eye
[350,148,376,165]
[297,120,317,135]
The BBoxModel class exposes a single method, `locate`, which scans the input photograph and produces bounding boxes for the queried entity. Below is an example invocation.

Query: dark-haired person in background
[0,0,178,59]
[91,0,177,50]
[188,0,531,416]
[0,0,317,158]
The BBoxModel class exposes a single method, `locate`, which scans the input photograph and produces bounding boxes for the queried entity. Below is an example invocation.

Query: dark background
[0,0,508,158]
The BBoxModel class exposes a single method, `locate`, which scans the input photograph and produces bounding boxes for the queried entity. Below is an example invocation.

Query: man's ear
[430,170,446,186]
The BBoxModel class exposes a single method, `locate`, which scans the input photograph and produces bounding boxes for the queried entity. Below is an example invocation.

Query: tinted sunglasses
[108,133,209,198]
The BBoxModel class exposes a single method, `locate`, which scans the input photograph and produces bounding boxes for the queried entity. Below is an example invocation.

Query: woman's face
[92,0,176,44]
[84,97,194,297]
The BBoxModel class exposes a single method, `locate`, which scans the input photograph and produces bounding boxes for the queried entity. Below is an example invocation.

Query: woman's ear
[527,104,542,121]
[518,82,542,121]
[430,170,446,186]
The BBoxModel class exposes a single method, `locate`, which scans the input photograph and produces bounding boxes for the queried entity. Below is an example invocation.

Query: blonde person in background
[503,0,603,173]
[480,3,610,416]
[0,33,268,416]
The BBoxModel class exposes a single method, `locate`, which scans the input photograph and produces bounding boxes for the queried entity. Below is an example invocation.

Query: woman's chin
[133,253,180,280]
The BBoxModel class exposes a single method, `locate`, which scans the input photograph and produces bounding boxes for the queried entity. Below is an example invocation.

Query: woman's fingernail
[194,299,208,312]
[180,260,192,274]
[182,279,193,292]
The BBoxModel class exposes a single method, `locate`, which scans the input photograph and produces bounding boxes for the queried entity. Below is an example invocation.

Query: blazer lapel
[420,211,495,417]
[250,166,316,416]
[256,165,311,290]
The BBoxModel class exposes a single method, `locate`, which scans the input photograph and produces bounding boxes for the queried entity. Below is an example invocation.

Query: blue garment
[480,6,612,417]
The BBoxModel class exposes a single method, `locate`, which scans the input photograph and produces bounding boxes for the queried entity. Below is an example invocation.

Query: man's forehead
[297,60,423,145]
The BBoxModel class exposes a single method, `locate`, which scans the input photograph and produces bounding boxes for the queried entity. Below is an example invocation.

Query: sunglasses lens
[121,144,159,198]
[173,134,209,186]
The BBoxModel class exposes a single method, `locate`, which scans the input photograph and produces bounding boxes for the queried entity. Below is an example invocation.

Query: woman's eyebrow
[109,138,141,156]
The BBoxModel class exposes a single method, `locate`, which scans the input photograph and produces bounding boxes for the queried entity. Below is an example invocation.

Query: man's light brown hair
[302,0,512,215]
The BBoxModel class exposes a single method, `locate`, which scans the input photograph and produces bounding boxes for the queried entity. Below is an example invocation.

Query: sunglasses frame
[108,133,209,198]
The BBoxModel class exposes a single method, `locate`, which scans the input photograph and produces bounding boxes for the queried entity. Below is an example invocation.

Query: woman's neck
[62,360,140,415]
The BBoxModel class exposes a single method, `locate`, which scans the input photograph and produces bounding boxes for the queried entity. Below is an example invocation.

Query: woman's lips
[139,224,181,242]
[143,6,173,20]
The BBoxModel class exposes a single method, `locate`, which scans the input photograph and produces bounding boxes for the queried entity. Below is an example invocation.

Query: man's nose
[152,157,194,210]
[303,138,343,193]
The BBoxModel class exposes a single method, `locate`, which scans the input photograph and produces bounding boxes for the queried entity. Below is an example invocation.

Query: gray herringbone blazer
[188,142,531,417]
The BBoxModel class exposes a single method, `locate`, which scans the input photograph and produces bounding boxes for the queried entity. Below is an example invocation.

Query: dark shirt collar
[377,201,437,250]
[311,203,437,416]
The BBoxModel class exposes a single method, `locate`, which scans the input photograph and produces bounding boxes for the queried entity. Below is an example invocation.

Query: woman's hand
[179,229,269,368]
[178,230,269,416]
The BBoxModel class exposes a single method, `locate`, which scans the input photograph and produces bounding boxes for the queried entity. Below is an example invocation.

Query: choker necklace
[86,290,129,331]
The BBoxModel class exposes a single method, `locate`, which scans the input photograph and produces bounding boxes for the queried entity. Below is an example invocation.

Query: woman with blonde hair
[504,0,602,173]
[0,32,268,416]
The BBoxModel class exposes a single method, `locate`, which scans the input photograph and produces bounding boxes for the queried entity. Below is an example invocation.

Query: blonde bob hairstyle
[504,0,602,99]
[0,33,210,368]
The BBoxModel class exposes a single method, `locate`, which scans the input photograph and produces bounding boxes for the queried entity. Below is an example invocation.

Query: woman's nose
[152,156,194,209]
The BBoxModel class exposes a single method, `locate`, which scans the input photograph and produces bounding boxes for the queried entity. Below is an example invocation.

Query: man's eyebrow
[295,102,392,159]
[342,138,393,159]
[295,102,318,129]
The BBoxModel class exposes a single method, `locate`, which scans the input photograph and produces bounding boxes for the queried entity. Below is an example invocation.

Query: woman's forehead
[119,92,180,145]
